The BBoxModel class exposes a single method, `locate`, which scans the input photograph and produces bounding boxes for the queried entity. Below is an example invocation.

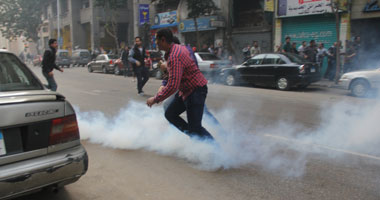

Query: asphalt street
[16,65,380,200]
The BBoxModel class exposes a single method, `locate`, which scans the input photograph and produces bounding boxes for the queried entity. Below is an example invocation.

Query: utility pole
[57,0,60,49]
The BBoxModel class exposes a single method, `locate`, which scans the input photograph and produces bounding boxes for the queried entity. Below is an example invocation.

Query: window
[198,53,220,61]
[82,0,90,9]
[262,54,281,65]
[246,54,265,65]
[80,52,90,58]
[96,55,104,61]
[286,53,307,64]
[0,53,42,91]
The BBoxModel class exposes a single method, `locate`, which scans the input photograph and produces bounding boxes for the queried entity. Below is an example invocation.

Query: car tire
[88,65,93,73]
[276,77,290,91]
[350,79,370,97]
[114,66,120,75]
[225,74,236,86]
[102,66,108,74]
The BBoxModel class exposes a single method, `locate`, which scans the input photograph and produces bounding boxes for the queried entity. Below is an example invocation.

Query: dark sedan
[220,53,321,90]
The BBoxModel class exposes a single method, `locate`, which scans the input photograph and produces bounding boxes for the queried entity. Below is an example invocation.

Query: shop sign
[178,16,218,33]
[363,0,380,12]
[265,0,275,12]
[278,0,332,17]
[139,4,149,25]
[151,11,178,29]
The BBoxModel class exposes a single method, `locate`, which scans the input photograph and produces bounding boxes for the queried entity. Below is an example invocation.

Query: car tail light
[210,64,216,68]
[49,115,80,145]
[109,60,113,65]
[299,65,305,74]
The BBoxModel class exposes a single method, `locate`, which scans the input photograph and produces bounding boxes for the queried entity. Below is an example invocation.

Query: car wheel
[102,66,108,74]
[88,65,93,73]
[276,77,290,91]
[114,66,120,75]
[225,74,236,86]
[350,79,370,97]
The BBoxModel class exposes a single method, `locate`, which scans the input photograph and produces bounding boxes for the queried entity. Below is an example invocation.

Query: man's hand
[136,61,141,67]
[59,68,64,72]
[48,71,54,77]
[146,97,156,108]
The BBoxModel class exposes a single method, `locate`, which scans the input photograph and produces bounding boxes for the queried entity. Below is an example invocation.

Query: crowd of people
[276,36,361,81]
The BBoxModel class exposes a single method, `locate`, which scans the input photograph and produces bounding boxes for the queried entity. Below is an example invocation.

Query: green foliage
[186,0,218,19]
[94,0,128,10]
[0,0,47,42]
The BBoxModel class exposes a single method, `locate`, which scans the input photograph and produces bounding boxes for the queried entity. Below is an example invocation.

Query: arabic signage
[363,0,380,12]
[265,0,275,12]
[151,11,178,29]
[178,16,218,33]
[139,4,149,25]
[278,0,332,17]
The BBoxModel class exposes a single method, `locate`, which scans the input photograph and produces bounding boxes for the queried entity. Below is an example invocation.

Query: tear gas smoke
[76,99,380,177]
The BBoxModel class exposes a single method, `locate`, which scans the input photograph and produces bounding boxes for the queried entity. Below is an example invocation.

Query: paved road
[17,66,380,200]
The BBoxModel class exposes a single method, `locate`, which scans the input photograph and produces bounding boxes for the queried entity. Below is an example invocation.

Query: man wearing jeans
[128,37,149,96]
[146,28,214,140]
[42,39,63,91]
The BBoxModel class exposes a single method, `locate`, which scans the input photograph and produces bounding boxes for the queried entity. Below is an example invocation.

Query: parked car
[56,49,72,68]
[194,52,232,82]
[146,50,163,77]
[0,49,88,199]
[87,54,118,74]
[114,58,128,75]
[72,49,91,67]
[338,68,380,97]
[32,55,42,67]
[219,53,321,90]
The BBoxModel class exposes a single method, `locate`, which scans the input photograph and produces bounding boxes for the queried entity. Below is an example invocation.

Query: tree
[186,0,218,49]
[0,0,46,45]
[95,0,128,53]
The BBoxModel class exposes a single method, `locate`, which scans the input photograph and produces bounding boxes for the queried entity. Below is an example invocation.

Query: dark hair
[173,36,180,44]
[156,28,173,44]
[285,36,290,40]
[135,36,142,41]
[49,39,57,45]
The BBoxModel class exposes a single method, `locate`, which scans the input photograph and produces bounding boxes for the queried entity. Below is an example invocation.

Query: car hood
[342,69,380,77]
[0,90,64,105]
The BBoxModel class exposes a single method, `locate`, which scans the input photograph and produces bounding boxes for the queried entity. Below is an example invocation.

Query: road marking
[263,134,380,161]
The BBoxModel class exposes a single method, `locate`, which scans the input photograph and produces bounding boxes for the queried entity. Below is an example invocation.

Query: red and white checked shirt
[153,44,208,103]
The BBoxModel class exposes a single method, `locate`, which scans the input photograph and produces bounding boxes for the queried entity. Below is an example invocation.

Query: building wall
[351,0,380,19]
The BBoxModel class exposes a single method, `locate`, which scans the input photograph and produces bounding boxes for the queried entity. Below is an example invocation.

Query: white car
[339,68,380,97]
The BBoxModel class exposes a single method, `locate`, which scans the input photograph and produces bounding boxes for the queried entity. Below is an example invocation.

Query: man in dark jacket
[304,40,318,63]
[128,37,149,96]
[42,39,63,91]
[121,46,130,77]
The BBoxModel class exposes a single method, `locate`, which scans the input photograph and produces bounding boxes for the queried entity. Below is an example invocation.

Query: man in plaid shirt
[146,28,214,140]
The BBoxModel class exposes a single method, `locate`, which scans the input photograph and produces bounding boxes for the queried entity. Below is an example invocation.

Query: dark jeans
[164,86,214,140]
[135,66,149,93]
[43,71,57,91]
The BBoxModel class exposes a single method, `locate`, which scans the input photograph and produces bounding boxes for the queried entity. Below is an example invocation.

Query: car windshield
[0,53,43,92]
[198,53,221,60]
[59,52,69,58]
[80,52,90,57]
[285,53,307,64]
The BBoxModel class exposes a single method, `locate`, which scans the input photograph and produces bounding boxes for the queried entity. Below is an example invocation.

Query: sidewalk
[311,79,341,89]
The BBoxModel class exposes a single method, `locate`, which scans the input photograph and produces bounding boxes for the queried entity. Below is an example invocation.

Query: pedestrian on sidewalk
[121,46,130,77]
[41,39,63,91]
[304,40,318,63]
[250,41,261,57]
[282,36,292,53]
[146,28,214,140]
[128,36,149,96]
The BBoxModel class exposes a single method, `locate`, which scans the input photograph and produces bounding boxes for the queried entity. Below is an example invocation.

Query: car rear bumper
[0,144,88,199]
[292,74,321,86]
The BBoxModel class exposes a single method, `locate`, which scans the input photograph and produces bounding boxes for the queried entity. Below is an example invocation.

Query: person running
[128,37,149,96]
[41,39,63,91]
[146,28,214,140]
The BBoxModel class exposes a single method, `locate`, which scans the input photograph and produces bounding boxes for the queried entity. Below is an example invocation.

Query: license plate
[310,67,316,73]
[0,131,6,156]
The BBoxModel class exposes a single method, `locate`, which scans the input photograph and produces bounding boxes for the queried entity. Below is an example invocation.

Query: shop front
[178,16,220,49]
[276,0,345,75]
[150,11,179,49]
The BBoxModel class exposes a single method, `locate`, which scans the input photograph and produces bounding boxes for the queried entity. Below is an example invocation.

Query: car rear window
[0,53,43,91]
[198,53,220,60]
[59,52,69,58]
[286,53,307,64]
[80,52,90,57]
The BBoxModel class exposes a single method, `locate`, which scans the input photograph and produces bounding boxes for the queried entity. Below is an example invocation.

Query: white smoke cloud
[75,98,380,177]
